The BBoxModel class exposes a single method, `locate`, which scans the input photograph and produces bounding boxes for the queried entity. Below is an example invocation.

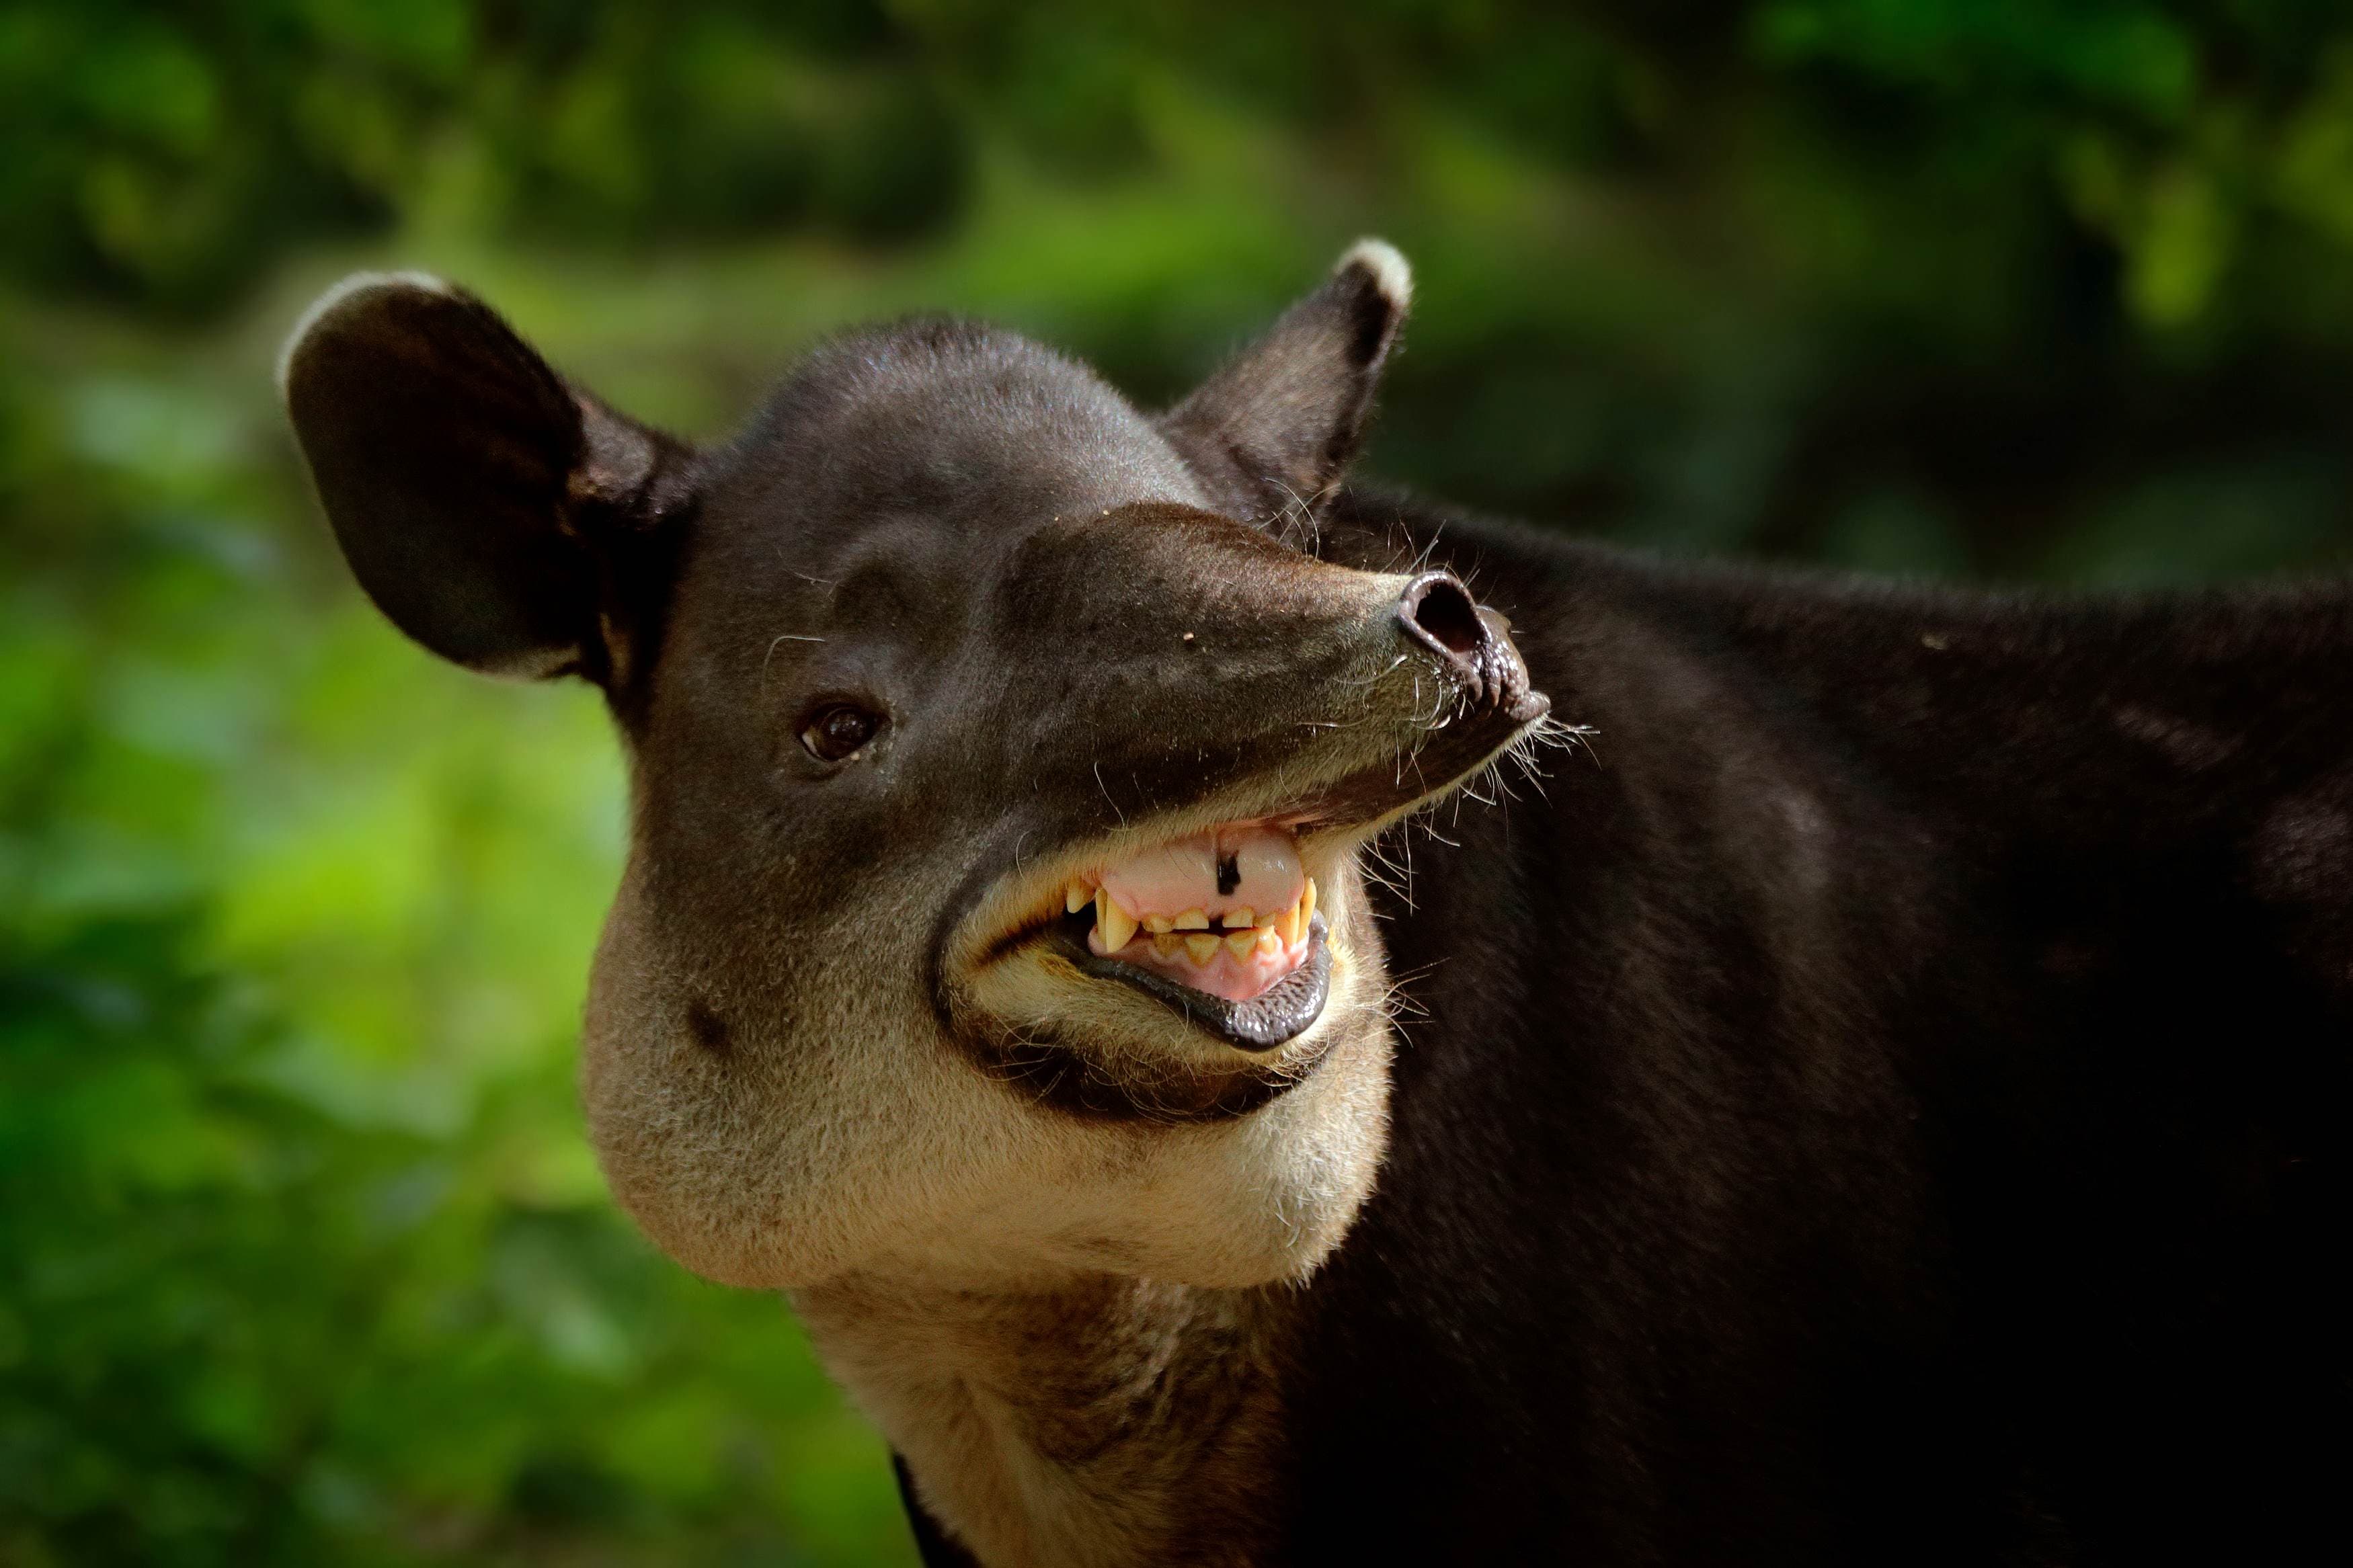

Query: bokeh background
[9,1,2353,1562]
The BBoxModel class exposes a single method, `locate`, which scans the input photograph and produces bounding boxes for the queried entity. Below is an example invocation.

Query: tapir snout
[980,501,1544,847]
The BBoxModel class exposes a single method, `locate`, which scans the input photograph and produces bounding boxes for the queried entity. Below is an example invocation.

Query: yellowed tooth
[1226,929,1255,957]
[1154,932,1180,957]
[1174,909,1209,930]
[1256,927,1283,957]
[1302,876,1318,929]
[1278,895,1303,946]
[1065,880,1091,914]
[1222,907,1254,929]
[1096,890,1138,952]
[1144,914,1174,934]
[1184,933,1220,963]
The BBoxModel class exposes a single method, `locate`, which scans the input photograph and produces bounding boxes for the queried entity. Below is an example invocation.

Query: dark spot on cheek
[686,999,732,1057]
[1216,854,1241,895]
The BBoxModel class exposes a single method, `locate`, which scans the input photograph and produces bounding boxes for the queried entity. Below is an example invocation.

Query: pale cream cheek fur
[580,855,1392,1294]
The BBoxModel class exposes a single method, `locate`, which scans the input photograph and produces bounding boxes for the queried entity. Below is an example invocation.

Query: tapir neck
[794,1272,1297,1567]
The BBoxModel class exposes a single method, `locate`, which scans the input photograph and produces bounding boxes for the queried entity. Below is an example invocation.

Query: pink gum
[1096,824,1304,923]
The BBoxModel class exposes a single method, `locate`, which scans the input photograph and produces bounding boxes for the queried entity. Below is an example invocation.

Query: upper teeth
[1070,874,1318,962]
[1094,888,1139,953]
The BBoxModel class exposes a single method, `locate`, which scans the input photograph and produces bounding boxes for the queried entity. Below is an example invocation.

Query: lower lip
[1071,915,1333,1053]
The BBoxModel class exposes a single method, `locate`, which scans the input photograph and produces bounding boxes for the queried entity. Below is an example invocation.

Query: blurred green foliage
[8,2,2353,1563]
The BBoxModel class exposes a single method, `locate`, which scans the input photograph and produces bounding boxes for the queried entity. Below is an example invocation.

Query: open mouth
[1051,822,1332,1053]
[961,583,1552,1071]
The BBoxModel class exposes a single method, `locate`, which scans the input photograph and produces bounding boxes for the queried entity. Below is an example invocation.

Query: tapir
[280,242,2345,1565]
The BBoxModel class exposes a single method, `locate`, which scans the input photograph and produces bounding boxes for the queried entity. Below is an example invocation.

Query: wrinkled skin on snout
[280,245,1546,1296]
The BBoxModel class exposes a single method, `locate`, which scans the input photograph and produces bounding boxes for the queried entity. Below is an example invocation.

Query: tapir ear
[1159,239,1411,525]
[279,272,694,683]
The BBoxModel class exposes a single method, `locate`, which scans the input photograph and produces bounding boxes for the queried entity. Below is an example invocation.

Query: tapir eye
[801,702,882,763]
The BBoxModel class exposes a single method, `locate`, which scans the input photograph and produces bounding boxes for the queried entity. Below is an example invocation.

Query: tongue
[1099,825,1302,924]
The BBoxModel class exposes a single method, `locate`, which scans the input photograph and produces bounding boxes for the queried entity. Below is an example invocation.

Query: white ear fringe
[274,270,455,401]
[1336,238,1412,313]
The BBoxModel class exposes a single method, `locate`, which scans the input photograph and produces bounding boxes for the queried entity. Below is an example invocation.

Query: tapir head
[282,244,1548,1290]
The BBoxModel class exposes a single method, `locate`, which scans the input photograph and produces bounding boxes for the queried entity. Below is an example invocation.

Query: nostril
[1398,573,1486,661]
